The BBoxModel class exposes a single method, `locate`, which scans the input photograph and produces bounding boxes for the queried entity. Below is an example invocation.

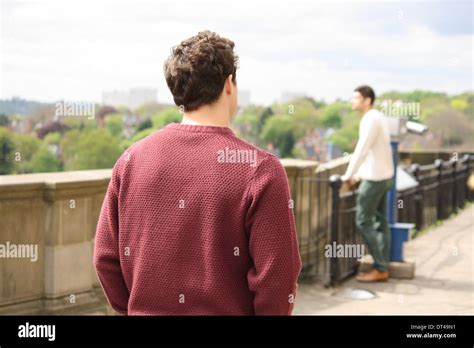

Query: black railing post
[451,159,458,213]
[411,163,423,231]
[470,155,474,202]
[329,174,342,286]
[435,159,443,221]
[462,154,470,205]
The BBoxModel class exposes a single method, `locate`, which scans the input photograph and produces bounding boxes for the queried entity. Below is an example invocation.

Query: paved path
[294,205,474,315]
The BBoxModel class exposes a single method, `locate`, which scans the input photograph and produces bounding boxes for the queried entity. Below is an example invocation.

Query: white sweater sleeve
[343,114,379,179]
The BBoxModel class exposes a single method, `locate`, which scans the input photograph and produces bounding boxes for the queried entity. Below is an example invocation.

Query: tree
[451,98,468,111]
[0,113,9,127]
[136,118,153,132]
[43,132,61,145]
[426,108,473,148]
[272,98,320,139]
[135,102,163,118]
[0,127,15,174]
[132,128,155,142]
[238,104,271,130]
[378,90,448,103]
[96,105,117,128]
[61,128,121,170]
[233,113,259,145]
[105,113,124,138]
[321,104,342,128]
[28,104,56,127]
[37,121,69,139]
[258,107,274,135]
[329,118,359,153]
[30,145,62,173]
[152,108,182,129]
[260,115,296,158]
[12,133,41,173]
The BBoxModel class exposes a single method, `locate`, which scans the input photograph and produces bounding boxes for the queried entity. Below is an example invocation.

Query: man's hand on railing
[341,174,361,192]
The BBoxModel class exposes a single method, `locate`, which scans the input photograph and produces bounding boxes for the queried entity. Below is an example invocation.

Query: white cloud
[1,0,472,105]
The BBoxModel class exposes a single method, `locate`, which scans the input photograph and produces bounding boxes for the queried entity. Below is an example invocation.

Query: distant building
[102,88,157,110]
[10,118,33,134]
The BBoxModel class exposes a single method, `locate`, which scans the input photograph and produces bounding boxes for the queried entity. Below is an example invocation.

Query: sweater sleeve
[93,156,129,315]
[343,113,379,179]
[245,155,302,315]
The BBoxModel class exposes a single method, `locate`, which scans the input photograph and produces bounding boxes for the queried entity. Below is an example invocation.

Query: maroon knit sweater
[94,123,302,315]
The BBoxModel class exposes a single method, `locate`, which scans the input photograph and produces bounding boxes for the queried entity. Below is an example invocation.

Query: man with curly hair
[94,31,302,315]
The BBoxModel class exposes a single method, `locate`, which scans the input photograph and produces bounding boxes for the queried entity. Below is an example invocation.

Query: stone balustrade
[0,160,319,314]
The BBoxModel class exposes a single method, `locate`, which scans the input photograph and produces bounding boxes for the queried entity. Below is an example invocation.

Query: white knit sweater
[342,109,394,181]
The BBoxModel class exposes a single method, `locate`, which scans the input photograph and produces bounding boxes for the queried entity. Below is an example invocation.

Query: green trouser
[356,178,393,272]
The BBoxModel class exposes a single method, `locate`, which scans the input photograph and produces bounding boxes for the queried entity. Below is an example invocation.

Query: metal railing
[398,154,473,230]
[298,154,474,286]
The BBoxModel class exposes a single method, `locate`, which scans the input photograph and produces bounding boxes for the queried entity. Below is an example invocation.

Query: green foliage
[61,128,121,170]
[233,113,260,144]
[378,90,448,103]
[43,132,61,145]
[30,145,62,173]
[272,98,320,137]
[291,146,307,159]
[259,107,274,132]
[0,113,9,127]
[451,98,468,111]
[136,118,153,132]
[62,117,82,129]
[120,139,134,152]
[152,108,182,129]
[134,102,161,118]
[12,133,41,173]
[329,118,360,153]
[105,113,124,138]
[260,115,295,158]
[0,90,471,174]
[0,127,15,174]
[82,119,99,131]
[321,104,343,128]
[132,127,155,142]
[425,108,472,147]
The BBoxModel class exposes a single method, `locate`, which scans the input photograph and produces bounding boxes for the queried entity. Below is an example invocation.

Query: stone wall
[0,160,324,314]
[0,170,113,314]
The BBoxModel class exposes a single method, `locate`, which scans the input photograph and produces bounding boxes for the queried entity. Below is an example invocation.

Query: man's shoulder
[365,108,384,118]
[228,136,286,181]
[362,109,385,127]
[232,135,279,162]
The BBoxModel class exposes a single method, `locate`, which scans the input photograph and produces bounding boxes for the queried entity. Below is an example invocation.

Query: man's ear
[225,74,234,95]
[365,97,371,108]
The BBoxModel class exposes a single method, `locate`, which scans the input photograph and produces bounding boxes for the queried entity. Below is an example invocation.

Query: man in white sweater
[341,85,394,282]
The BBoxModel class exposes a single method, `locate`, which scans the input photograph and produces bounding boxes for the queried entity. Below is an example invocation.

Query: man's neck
[361,106,372,115]
[181,115,202,125]
[182,105,231,127]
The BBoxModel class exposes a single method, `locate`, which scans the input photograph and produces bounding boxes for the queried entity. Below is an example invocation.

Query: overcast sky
[1,0,472,105]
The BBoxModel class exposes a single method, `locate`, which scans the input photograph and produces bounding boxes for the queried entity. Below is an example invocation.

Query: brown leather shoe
[356,269,389,282]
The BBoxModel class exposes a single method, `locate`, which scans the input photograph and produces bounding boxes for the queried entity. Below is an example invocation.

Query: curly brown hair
[163,30,239,112]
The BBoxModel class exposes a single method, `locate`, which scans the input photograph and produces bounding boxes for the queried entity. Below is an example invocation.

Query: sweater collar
[167,122,234,134]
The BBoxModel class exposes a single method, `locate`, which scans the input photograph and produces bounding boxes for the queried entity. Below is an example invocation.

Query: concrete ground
[294,205,474,315]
